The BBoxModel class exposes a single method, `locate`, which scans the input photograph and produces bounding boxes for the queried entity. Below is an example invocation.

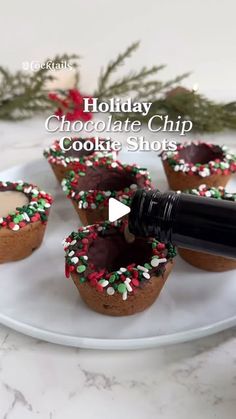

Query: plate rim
[1,158,236,350]
[0,312,235,350]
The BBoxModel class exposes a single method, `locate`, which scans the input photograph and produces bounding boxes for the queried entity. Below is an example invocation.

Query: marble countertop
[0,117,236,419]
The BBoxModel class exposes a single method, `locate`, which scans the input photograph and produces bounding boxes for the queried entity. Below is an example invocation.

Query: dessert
[0,181,52,263]
[63,220,176,316]
[178,184,236,271]
[44,137,117,183]
[161,141,236,190]
[62,156,152,225]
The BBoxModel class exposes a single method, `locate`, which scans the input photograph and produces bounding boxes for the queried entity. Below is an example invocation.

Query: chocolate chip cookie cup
[44,137,117,183]
[161,142,236,191]
[61,156,152,226]
[0,181,53,263]
[178,185,236,271]
[63,220,176,316]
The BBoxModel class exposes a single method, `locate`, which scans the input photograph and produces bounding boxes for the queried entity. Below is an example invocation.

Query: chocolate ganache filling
[88,228,154,272]
[178,143,224,165]
[76,166,142,191]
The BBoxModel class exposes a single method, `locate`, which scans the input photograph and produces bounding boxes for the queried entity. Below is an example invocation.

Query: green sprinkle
[118,283,126,294]
[96,194,103,201]
[16,185,23,191]
[109,274,116,283]
[144,263,152,269]
[79,277,86,283]
[77,265,86,273]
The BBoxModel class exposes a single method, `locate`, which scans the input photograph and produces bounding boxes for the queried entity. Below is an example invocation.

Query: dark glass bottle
[128,189,236,259]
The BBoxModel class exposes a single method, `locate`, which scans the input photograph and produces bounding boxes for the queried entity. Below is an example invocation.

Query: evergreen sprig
[0,54,79,120]
[0,44,236,132]
[94,41,188,100]
[94,43,236,132]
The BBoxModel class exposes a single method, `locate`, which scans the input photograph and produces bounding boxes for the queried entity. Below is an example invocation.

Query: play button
[108,198,131,222]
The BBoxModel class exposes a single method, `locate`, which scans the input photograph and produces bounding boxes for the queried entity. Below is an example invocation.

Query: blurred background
[0,0,235,100]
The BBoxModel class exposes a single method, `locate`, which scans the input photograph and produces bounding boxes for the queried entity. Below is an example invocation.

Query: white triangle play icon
[108,198,131,222]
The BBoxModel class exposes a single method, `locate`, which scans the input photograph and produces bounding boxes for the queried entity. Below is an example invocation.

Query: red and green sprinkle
[61,157,152,210]
[161,141,236,178]
[44,137,116,168]
[0,181,53,231]
[63,220,176,300]
[182,184,236,201]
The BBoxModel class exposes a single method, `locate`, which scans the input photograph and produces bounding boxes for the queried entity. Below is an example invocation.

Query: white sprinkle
[151,257,160,267]
[120,267,127,273]
[124,279,133,292]
[71,257,79,264]
[143,272,150,280]
[24,187,32,194]
[130,184,138,190]
[99,280,109,287]
[107,286,115,296]
[68,251,75,257]
[158,258,167,264]
[23,213,30,222]
[82,255,88,261]
[83,202,88,209]
[137,265,148,272]
[70,240,77,246]
[104,191,111,197]
[12,225,20,231]
[122,291,128,301]
[111,162,118,168]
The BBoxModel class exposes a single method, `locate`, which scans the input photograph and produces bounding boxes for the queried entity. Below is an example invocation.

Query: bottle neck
[129,189,181,242]
[129,189,236,258]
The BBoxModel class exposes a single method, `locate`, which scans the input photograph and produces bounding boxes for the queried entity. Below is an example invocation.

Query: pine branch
[99,65,165,98]
[0,54,80,120]
[94,42,236,132]
[95,41,140,97]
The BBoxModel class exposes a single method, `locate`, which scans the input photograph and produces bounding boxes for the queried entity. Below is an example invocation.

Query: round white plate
[0,150,236,350]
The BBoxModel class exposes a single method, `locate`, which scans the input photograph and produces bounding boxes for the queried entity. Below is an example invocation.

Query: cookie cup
[44,137,117,183]
[161,142,236,191]
[62,157,152,226]
[63,221,176,316]
[178,185,236,272]
[0,181,52,263]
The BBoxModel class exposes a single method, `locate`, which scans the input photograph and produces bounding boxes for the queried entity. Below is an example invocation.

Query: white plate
[0,151,236,350]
